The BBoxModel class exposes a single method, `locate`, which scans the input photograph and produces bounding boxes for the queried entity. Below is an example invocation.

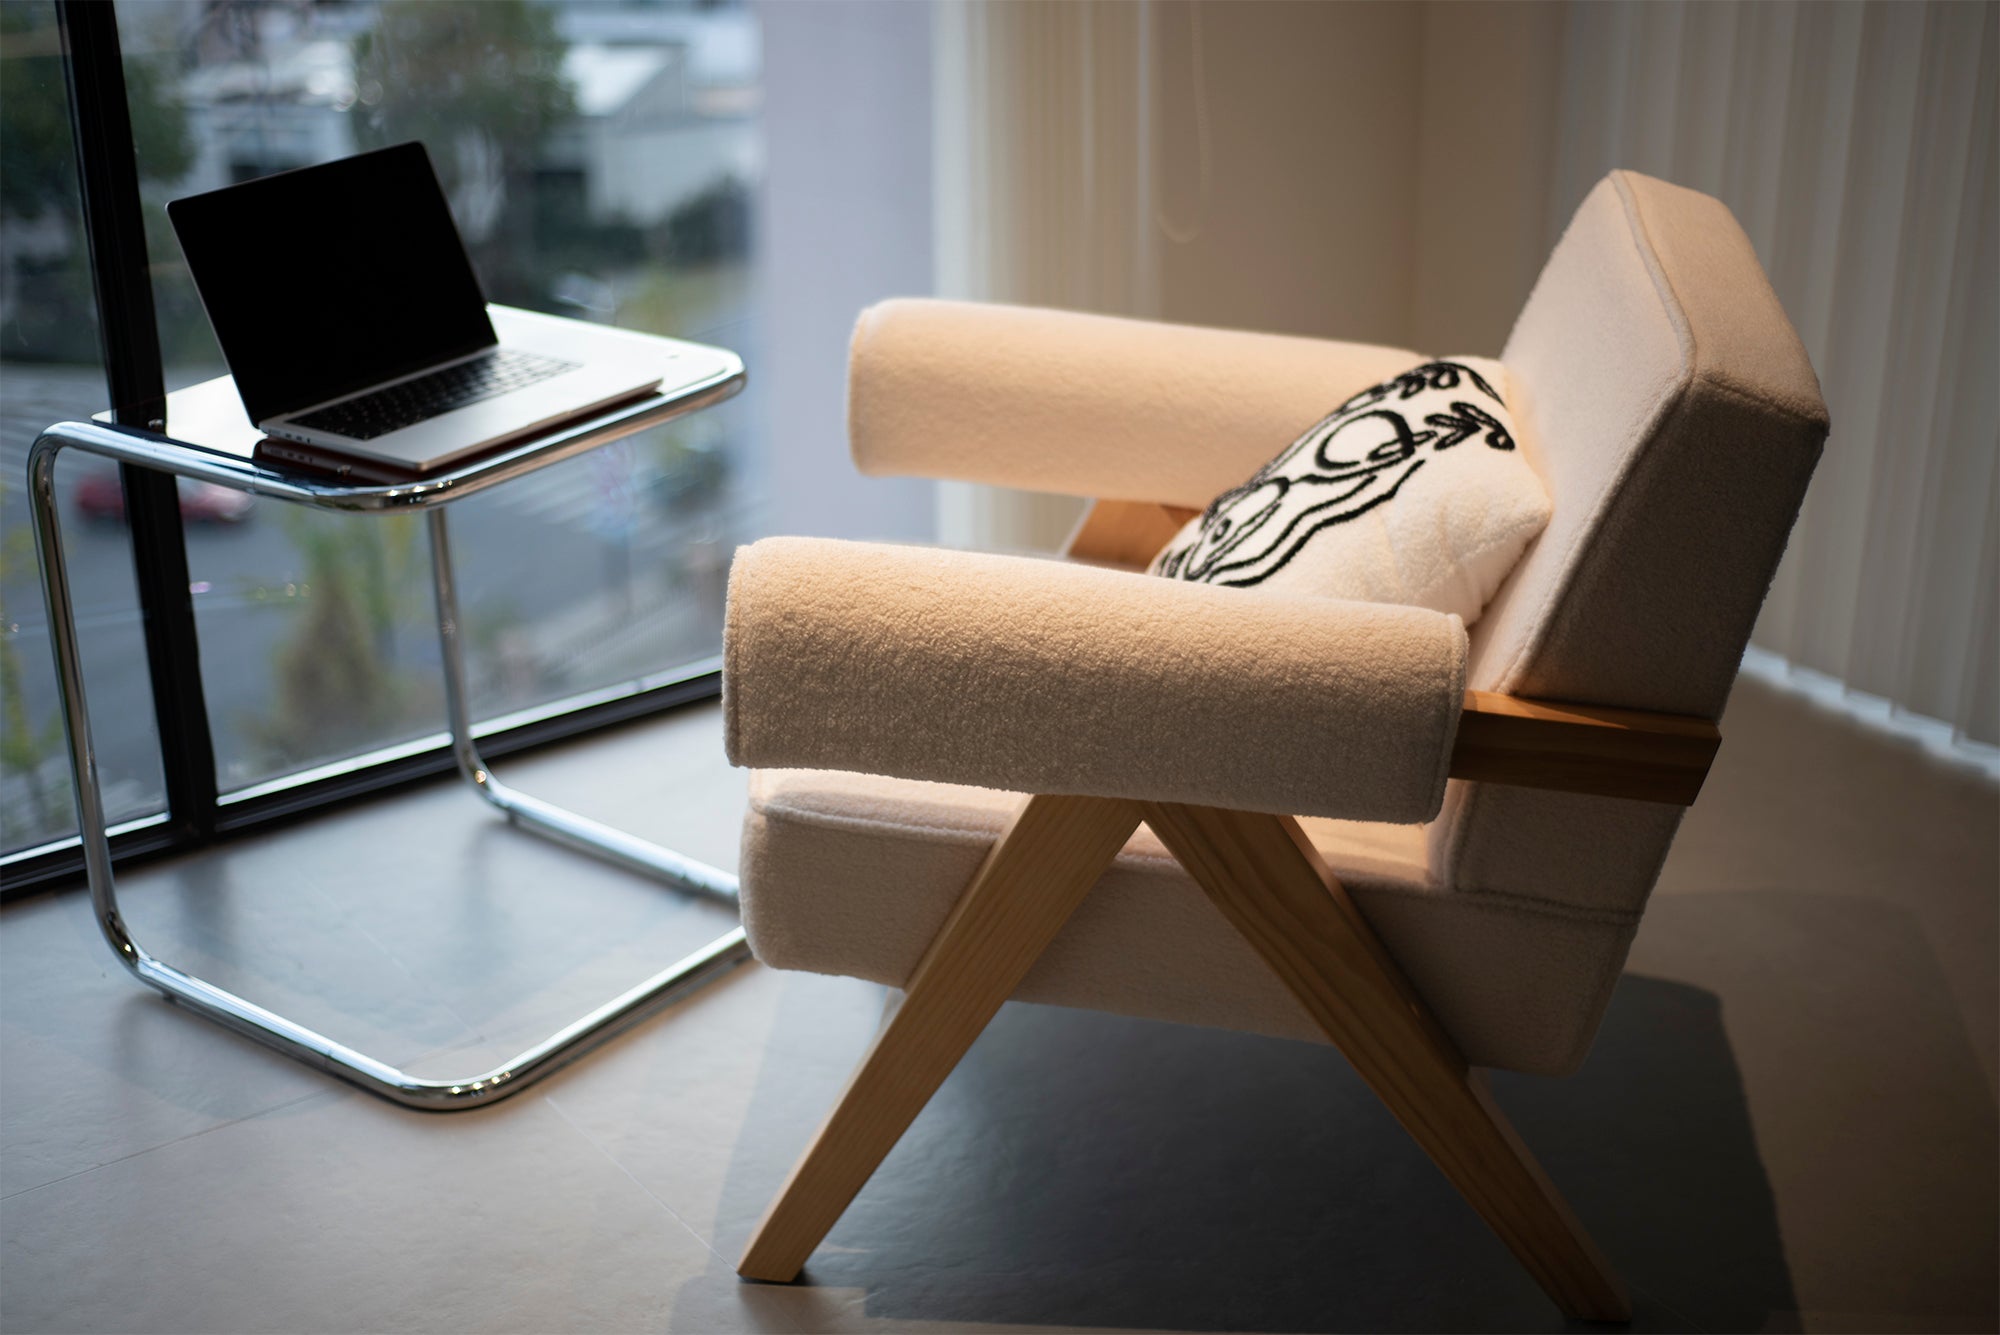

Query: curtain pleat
[931,0,1148,553]
[1545,0,1998,749]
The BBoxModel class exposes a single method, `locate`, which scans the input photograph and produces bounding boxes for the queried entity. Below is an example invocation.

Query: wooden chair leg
[737,793,1143,1282]
[1139,801,1631,1323]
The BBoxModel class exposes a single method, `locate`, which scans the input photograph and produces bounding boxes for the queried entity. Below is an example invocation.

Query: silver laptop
[168,142,671,477]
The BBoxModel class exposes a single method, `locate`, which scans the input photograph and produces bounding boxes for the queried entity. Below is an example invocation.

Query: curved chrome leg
[426,507,739,902]
[27,424,752,1110]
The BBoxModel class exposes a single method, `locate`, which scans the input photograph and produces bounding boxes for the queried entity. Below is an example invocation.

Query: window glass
[113,0,760,791]
[0,1,169,857]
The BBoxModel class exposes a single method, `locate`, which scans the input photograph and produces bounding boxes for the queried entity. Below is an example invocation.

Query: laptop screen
[168,142,497,425]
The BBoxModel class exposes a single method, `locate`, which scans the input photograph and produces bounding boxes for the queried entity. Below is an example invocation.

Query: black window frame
[0,1,722,898]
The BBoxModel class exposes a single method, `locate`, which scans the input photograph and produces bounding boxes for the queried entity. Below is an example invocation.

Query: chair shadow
[704,973,1795,1333]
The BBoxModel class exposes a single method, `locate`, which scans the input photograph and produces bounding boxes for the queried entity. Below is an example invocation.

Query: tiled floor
[2,681,1994,1334]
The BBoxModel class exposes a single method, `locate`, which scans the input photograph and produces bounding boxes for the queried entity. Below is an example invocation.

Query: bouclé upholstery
[725,536,1468,825]
[728,170,1830,1076]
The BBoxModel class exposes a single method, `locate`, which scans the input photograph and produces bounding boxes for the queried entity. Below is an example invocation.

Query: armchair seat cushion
[739,767,1642,1077]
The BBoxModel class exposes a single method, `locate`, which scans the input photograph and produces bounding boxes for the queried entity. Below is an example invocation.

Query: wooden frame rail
[739,793,1634,1321]
[1452,691,1718,806]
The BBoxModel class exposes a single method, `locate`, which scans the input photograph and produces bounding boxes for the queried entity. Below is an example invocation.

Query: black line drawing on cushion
[1153,361,1515,589]
[1335,358,1503,414]
[1424,399,1514,452]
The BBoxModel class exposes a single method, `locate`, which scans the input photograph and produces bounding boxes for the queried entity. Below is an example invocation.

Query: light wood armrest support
[1449,691,1719,806]
[1064,499,1201,569]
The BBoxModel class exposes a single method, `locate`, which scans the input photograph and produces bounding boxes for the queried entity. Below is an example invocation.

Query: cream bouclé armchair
[719,172,1829,1320]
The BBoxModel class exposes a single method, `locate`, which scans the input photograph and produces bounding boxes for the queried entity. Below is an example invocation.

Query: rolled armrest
[847,299,1423,510]
[724,537,1468,824]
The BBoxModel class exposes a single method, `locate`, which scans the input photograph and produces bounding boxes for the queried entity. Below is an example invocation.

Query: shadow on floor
[703,974,1793,1333]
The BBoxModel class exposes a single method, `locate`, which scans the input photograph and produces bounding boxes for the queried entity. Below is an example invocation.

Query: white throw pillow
[1149,357,1549,625]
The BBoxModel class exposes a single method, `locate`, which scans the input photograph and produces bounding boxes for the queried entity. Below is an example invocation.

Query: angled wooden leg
[1139,802,1631,1323]
[738,793,1143,1282]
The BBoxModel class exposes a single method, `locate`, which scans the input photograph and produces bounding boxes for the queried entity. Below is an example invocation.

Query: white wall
[755,0,936,543]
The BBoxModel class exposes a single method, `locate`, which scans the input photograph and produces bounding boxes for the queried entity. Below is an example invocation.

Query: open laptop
[168,142,678,479]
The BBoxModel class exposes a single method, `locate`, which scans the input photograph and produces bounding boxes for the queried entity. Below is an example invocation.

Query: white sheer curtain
[932,0,1155,553]
[1535,0,1998,753]
[933,0,1997,755]
[933,0,1156,316]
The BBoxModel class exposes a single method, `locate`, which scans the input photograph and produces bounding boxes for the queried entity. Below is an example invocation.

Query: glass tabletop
[64,306,746,514]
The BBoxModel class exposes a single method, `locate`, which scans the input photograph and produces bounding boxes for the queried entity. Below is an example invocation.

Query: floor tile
[540,966,890,1247]
[2,687,1994,1334]
[703,996,1634,1333]
[1623,891,1998,1329]
[1,885,344,1199]
[0,1077,743,1335]
[1660,678,2000,1096]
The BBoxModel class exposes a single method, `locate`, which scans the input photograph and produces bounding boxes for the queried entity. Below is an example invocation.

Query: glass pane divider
[0,811,173,873]
[215,657,723,809]
[0,669,720,899]
[56,0,218,841]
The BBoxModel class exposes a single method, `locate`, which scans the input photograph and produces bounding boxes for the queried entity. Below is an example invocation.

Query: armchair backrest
[1431,172,1829,912]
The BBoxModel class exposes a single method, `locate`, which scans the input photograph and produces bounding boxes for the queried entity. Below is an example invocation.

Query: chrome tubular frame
[27,415,753,1110]
[426,507,740,900]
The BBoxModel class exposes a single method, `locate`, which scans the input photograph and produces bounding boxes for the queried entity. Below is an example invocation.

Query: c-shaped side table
[28,315,755,1110]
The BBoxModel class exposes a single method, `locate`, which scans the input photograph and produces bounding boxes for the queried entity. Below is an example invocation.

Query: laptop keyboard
[291,349,579,440]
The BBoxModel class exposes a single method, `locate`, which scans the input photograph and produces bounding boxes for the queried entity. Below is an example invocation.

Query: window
[2,0,762,885]
[0,0,168,858]
[123,0,758,795]
[1,0,935,893]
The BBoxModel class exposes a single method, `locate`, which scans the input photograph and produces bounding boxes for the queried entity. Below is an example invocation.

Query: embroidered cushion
[1148,358,1550,625]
